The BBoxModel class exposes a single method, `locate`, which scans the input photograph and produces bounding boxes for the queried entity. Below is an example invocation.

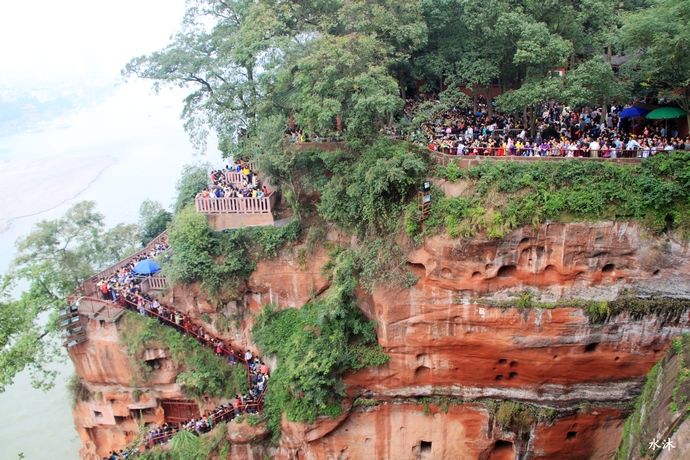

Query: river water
[0,80,223,458]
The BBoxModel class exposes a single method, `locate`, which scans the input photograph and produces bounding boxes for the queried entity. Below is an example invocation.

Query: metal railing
[194,195,272,215]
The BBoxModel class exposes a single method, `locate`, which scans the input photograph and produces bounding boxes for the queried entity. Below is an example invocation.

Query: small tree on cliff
[0,201,141,392]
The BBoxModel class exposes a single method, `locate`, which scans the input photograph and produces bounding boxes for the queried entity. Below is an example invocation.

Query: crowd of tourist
[95,237,169,302]
[404,96,689,158]
[92,234,269,455]
[197,160,270,200]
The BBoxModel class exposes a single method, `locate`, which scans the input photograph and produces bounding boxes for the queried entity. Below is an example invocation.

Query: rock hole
[407,262,426,277]
[553,355,558,359]
[602,263,615,273]
[495,375,504,381]
[420,440,432,453]
[566,431,577,440]
[440,267,452,279]
[487,440,515,460]
[584,342,599,353]
[496,265,517,278]
[472,271,483,279]
[415,366,431,380]
[519,237,531,245]
[509,360,518,368]
[508,372,518,380]
[652,269,660,276]
[498,358,507,365]
[614,356,620,361]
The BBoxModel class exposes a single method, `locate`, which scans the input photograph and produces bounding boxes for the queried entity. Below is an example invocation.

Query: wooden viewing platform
[194,193,278,230]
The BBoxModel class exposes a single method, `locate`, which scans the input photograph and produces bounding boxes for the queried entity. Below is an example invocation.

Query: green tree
[138,200,172,245]
[173,163,210,213]
[287,33,403,141]
[0,202,140,391]
[564,57,630,116]
[621,0,690,128]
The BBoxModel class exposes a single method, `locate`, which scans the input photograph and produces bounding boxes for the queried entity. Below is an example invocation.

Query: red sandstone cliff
[69,221,690,459]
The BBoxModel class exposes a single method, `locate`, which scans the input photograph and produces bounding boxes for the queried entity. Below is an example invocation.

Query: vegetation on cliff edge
[119,312,247,400]
[253,249,389,441]
[413,152,690,241]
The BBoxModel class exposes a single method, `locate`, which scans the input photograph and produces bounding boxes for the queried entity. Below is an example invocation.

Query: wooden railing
[69,296,127,323]
[195,196,272,215]
[223,170,246,185]
[428,147,651,166]
[145,276,169,291]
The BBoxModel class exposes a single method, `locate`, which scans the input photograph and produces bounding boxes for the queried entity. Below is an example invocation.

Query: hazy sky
[0,0,186,90]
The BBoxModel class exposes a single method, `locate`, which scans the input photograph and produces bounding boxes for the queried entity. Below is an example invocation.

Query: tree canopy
[0,202,142,392]
[124,0,689,158]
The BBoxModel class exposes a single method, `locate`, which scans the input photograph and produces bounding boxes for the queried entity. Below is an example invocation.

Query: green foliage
[318,139,427,236]
[173,164,210,213]
[404,202,422,238]
[352,239,418,292]
[439,161,464,182]
[672,338,684,355]
[353,398,380,408]
[253,250,388,442]
[423,153,690,240]
[119,313,246,399]
[604,296,690,323]
[139,200,172,245]
[491,400,557,434]
[617,361,662,459]
[621,0,690,125]
[66,374,90,408]
[585,301,611,323]
[0,201,145,392]
[164,207,299,300]
[246,414,263,427]
[169,430,203,460]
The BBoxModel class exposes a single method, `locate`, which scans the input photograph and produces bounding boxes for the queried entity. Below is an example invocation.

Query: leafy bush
[139,200,172,245]
[423,152,690,239]
[174,163,211,213]
[491,400,557,433]
[164,208,299,300]
[119,313,246,399]
[318,139,427,235]
[67,374,90,407]
[253,250,389,441]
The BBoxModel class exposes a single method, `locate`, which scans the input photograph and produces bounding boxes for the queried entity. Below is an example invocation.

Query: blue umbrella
[132,259,161,276]
[619,107,649,118]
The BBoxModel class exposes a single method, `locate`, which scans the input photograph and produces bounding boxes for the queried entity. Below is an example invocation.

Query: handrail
[428,146,653,163]
[194,195,272,215]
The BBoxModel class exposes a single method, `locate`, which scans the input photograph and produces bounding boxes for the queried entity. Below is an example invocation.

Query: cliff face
[70,221,690,459]
[272,222,690,459]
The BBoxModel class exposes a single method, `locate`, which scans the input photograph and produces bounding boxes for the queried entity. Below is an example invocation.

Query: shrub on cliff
[165,206,299,300]
[318,139,427,235]
[173,163,211,213]
[253,249,389,441]
[119,313,247,399]
[422,151,690,239]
